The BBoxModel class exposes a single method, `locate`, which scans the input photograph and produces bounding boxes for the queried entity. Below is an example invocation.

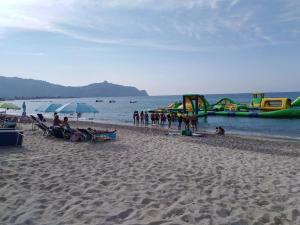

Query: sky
[0,0,299,95]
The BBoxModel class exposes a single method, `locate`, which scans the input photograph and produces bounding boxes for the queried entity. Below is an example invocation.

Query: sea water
[9,92,300,139]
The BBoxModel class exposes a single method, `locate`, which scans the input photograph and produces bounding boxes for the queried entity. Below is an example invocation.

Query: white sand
[0,123,300,225]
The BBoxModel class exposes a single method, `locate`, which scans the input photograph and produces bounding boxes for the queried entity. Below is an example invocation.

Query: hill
[0,76,148,99]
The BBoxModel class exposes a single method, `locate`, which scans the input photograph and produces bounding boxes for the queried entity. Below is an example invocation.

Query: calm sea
[8,92,300,139]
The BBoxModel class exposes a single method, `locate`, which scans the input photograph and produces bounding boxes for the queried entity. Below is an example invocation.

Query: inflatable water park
[150,93,300,119]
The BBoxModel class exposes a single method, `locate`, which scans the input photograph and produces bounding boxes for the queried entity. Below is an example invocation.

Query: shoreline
[71,118,300,142]
[71,120,300,157]
[7,111,300,141]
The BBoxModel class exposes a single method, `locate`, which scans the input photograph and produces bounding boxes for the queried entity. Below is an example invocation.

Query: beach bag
[4,121,17,129]
[182,129,192,136]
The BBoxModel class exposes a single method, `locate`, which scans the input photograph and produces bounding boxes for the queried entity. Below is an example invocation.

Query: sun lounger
[76,129,93,141]
[0,129,24,147]
[85,128,117,142]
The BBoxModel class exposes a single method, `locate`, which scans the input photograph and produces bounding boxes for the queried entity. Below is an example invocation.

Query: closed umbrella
[22,101,27,116]
[55,102,99,119]
[35,103,62,113]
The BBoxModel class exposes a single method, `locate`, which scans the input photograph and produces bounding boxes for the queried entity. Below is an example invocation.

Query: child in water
[184,114,190,129]
[216,126,225,135]
[177,113,183,130]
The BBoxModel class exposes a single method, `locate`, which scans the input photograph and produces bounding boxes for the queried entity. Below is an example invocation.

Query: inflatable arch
[182,94,208,114]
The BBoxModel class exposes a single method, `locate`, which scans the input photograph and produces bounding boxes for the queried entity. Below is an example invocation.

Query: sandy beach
[0,122,300,225]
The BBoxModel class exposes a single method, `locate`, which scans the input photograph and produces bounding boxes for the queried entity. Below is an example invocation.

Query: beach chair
[0,129,24,147]
[30,115,40,124]
[85,128,117,142]
[37,113,46,122]
[31,115,54,135]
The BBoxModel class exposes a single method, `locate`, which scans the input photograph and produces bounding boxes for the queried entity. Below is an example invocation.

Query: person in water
[177,113,183,130]
[53,114,62,126]
[136,112,140,125]
[140,111,144,125]
[151,113,154,125]
[216,126,225,135]
[184,114,190,129]
[144,112,149,126]
[191,113,198,132]
[155,112,160,125]
[133,111,136,125]
[167,113,172,129]
[160,113,165,125]
[171,112,176,122]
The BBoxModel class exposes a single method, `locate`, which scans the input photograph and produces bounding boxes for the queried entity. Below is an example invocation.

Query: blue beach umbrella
[55,102,99,115]
[35,103,63,113]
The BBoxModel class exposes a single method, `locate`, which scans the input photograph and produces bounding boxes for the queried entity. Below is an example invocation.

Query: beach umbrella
[55,102,99,116]
[35,103,63,113]
[0,102,21,110]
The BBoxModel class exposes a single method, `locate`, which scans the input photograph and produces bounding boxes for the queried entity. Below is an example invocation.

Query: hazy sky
[0,0,299,95]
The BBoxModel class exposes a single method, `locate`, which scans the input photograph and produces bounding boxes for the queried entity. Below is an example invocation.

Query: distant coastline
[0,76,148,99]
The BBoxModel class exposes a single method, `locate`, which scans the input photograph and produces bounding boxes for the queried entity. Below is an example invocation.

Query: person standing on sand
[178,113,183,130]
[145,112,149,126]
[184,113,190,129]
[167,113,172,129]
[191,113,198,132]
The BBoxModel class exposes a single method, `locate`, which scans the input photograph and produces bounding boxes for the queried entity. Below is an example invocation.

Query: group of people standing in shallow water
[133,111,199,131]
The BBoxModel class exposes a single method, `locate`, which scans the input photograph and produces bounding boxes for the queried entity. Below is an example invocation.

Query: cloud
[0,0,298,52]
[98,0,222,10]
[278,0,300,22]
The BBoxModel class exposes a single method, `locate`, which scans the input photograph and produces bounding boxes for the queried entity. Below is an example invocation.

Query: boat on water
[95,100,103,103]
[150,93,300,119]
[130,100,137,104]
[109,100,116,103]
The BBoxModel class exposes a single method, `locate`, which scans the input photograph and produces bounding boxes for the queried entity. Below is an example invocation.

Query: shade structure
[55,102,99,114]
[0,102,21,110]
[35,103,62,113]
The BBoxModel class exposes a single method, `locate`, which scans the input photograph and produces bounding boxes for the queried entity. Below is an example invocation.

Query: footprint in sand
[162,207,185,219]
[289,185,300,194]
[106,208,134,222]
[141,198,153,206]
[70,191,81,197]
[216,208,231,218]
[0,196,7,202]
[181,213,194,223]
